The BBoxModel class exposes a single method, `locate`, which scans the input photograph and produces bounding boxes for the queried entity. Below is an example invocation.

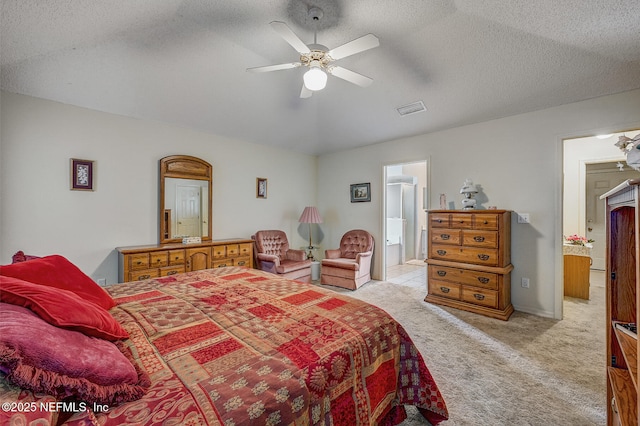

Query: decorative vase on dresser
[425,209,514,320]
[602,178,639,426]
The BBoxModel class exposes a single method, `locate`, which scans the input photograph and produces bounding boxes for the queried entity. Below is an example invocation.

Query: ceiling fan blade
[329,66,373,87]
[300,84,313,98]
[270,21,311,54]
[246,62,300,73]
[328,33,379,60]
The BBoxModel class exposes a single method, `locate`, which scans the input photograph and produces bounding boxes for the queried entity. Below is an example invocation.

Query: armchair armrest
[355,251,373,262]
[257,253,281,266]
[285,249,307,262]
[325,249,341,259]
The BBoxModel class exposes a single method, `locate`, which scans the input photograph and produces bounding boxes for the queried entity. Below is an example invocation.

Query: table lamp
[299,206,323,259]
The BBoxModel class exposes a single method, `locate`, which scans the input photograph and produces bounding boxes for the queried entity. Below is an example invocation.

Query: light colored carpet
[325,271,607,425]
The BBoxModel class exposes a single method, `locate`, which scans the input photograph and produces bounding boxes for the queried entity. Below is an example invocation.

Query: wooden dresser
[116,239,253,283]
[603,179,639,426]
[425,209,514,320]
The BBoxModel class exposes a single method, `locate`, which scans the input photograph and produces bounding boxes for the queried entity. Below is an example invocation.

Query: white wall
[0,92,317,284]
[318,89,640,318]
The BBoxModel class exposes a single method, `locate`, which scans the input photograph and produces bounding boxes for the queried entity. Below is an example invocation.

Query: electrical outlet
[517,213,530,224]
[521,277,530,288]
[97,278,106,286]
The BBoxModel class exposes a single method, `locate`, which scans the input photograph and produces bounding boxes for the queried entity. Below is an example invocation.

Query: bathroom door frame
[381,158,430,281]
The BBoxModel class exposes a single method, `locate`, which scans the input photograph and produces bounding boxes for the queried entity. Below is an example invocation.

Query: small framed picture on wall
[350,182,371,202]
[70,159,94,191]
[256,177,267,199]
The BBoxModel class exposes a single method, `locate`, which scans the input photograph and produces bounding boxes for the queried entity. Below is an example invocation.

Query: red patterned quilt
[9,267,448,425]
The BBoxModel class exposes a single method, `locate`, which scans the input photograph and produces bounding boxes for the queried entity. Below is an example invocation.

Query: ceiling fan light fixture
[303,61,327,91]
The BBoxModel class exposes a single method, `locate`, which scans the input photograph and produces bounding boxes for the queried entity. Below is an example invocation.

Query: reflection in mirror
[164,178,209,239]
[159,155,212,244]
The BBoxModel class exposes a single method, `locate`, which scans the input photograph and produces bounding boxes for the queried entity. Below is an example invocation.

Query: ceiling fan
[246,8,379,98]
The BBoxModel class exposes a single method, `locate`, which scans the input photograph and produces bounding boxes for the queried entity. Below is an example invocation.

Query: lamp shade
[299,206,322,224]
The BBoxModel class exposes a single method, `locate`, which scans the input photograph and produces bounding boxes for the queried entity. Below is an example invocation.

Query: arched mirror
[159,155,212,244]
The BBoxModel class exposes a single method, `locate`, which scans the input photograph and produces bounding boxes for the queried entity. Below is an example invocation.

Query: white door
[175,184,202,237]
[585,164,639,270]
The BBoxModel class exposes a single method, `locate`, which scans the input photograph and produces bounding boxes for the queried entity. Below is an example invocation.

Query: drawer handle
[217,263,227,268]
[436,219,442,223]
[478,277,490,284]
[477,254,490,261]
[437,270,447,277]
[156,258,162,263]
[237,260,246,266]
[440,234,450,240]
[138,274,151,280]
[473,236,485,242]
[458,220,464,223]
[440,287,450,293]
[437,250,447,256]
[483,220,489,224]
[174,256,180,260]
[473,293,485,301]
[136,261,143,265]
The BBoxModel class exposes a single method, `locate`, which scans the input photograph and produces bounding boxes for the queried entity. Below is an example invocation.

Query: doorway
[383,160,428,281]
[562,130,640,304]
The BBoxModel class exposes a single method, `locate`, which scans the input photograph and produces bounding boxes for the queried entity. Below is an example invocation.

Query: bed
[0,255,448,425]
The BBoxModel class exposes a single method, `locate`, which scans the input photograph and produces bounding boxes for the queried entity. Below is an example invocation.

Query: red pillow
[0,276,128,341]
[0,254,114,309]
[0,303,149,405]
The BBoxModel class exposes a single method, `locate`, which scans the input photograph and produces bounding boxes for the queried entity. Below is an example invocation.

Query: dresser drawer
[234,256,251,268]
[428,279,461,300]
[431,229,461,245]
[462,230,498,248]
[430,213,450,228]
[160,265,185,277]
[212,245,227,258]
[225,244,239,257]
[128,268,160,282]
[429,265,498,290]
[168,249,185,266]
[129,253,150,270]
[431,244,499,266]
[212,259,232,268]
[149,251,168,268]
[450,213,473,229]
[461,287,498,309]
[473,214,499,230]
[238,243,252,257]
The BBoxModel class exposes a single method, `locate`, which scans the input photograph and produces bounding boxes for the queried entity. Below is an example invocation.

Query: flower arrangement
[564,234,594,246]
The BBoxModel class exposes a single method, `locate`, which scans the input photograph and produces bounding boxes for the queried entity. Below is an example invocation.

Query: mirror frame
[159,155,212,244]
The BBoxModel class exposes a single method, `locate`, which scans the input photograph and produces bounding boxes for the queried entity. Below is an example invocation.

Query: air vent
[396,101,426,116]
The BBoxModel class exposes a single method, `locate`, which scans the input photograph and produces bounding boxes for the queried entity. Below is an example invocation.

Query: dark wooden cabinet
[603,179,640,426]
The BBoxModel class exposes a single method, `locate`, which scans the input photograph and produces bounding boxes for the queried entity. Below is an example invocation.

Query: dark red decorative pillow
[0,254,114,309]
[11,251,40,264]
[0,276,128,341]
[0,303,149,405]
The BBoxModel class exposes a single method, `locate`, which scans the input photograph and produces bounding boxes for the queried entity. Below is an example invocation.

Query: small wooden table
[563,244,591,299]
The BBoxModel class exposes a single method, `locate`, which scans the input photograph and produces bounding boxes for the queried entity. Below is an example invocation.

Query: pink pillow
[0,303,149,405]
[11,251,40,263]
[0,276,128,341]
[0,254,114,309]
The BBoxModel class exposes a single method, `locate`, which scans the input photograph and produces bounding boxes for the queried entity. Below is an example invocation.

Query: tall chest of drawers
[117,239,253,283]
[425,210,514,320]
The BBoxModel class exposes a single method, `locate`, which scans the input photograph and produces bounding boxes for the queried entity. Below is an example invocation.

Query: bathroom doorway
[383,160,428,281]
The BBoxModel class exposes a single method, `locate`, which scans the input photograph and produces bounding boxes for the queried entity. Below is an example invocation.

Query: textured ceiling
[2,0,640,155]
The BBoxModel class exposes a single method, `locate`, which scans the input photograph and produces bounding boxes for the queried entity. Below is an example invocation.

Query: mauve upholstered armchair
[252,230,312,283]
[321,229,374,290]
